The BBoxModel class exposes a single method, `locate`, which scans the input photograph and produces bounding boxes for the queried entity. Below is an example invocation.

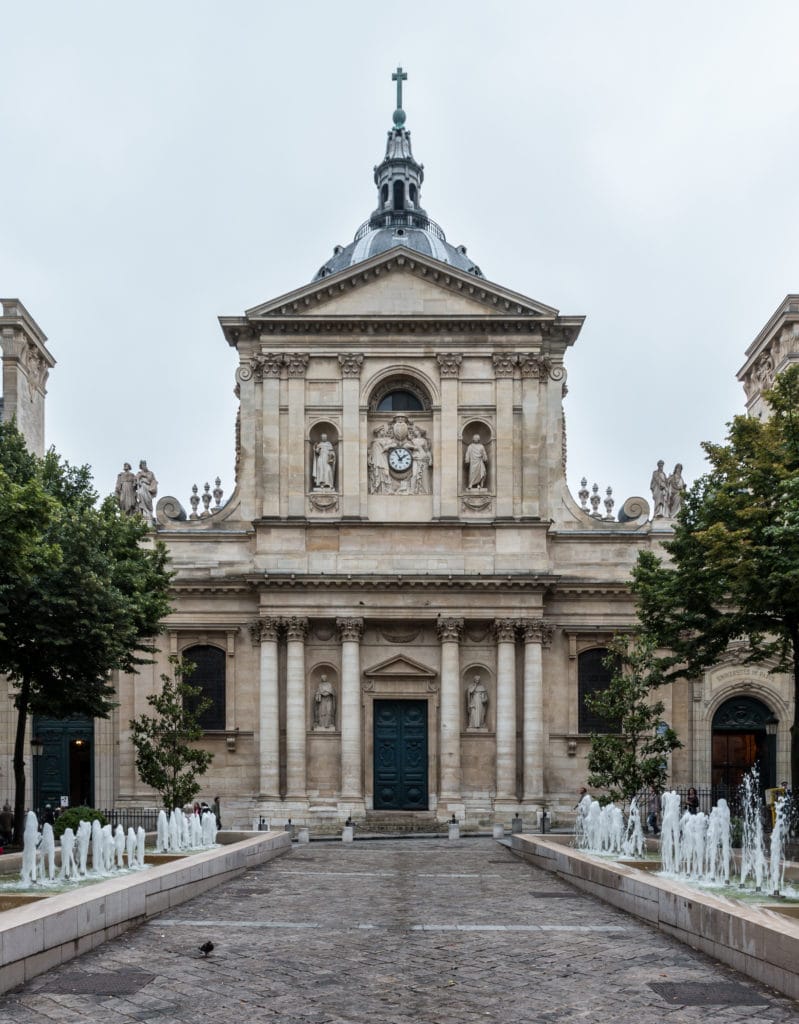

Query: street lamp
[30,736,43,815]
[765,714,779,736]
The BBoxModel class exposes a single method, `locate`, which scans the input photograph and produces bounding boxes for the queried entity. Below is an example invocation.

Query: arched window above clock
[369,375,432,413]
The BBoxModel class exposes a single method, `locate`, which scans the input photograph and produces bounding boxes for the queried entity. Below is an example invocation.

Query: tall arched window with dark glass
[578,648,618,734]
[182,645,226,731]
[376,390,423,412]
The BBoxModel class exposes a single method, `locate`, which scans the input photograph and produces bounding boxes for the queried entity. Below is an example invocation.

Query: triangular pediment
[365,654,437,678]
[245,248,559,320]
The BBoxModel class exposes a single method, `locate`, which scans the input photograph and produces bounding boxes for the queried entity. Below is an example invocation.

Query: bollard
[511,814,523,834]
[448,821,460,841]
[297,827,310,844]
[342,825,354,843]
[493,823,505,839]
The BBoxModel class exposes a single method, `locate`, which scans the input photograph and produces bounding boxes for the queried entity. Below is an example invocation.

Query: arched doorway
[711,696,776,798]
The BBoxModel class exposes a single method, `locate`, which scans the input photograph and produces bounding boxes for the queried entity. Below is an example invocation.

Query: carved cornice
[492,353,517,378]
[285,353,310,378]
[247,573,556,592]
[437,617,464,643]
[493,618,518,643]
[519,618,554,647]
[436,352,463,378]
[337,616,364,642]
[338,353,364,378]
[282,615,309,641]
[245,318,560,336]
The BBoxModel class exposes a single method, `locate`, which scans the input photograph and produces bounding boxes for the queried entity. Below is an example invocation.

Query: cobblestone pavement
[3,837,799,1023]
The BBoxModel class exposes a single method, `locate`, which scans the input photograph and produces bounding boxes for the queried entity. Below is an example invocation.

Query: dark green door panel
[373,700,428,810]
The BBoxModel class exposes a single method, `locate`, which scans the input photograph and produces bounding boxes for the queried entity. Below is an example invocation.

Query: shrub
[53,806,107,839]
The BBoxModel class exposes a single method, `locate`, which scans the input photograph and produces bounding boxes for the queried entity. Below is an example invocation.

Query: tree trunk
[12,675,30,845]
[791,628,799,793]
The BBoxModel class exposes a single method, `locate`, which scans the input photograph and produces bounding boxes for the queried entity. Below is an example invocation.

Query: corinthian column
[438,617,464,802]
[337,616,364,801]
[494,618,518,802]
[283,616,308,801]
[520,618,553,805]
[250,617,281,799]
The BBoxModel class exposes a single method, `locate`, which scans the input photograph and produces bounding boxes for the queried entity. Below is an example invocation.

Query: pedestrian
[574,786,588,809]
[685,787,700,815]
[0,802,13,845]
[212,795,222,829]
[646,788,660,835]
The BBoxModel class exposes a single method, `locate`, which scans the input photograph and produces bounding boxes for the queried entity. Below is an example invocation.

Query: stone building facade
[3,86,795,826]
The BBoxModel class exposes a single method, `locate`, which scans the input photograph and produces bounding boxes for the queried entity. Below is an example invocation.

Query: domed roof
[317,222,482,279]
[313,67,483,282]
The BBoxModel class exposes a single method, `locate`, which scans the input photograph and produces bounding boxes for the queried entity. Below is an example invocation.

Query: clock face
[388,446,412,473]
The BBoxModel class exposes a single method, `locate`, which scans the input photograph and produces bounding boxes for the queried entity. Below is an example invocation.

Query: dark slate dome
[314,67,483,282]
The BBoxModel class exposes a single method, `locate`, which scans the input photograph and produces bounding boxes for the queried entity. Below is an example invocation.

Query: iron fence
[96,808,161,832]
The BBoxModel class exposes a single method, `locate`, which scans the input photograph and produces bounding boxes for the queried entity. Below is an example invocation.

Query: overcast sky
[2,2,799,518]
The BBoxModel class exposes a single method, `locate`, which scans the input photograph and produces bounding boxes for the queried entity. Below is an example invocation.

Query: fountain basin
[0,829,290,995]
[512,832,799,1002]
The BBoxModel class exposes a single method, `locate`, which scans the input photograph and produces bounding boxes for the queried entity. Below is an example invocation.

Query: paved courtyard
[2,837,799,1023]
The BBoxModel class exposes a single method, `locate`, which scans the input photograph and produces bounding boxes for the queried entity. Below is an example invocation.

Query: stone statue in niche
[464,435,488,490]
[312,434,337,490]
[367,416,431,495]
[136,461,158,525]
[115,463,138,515]
[649,460,667,518]
[666,463,685,518]
[466,674,489,730]
[313,675,337,730]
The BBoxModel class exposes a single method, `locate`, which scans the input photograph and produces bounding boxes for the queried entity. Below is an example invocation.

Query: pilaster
[283,615,308,800]
[250,617,282,799]
[337,616,364,800]
[437,616,464,802]
[494,617,518,802]
[492,354,516,518]
[338,354,363,518]
[286,354,309,518]
[520,618,553,805]
[437,353,461,518]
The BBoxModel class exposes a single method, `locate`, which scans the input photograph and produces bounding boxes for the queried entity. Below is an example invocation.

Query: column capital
[337,616,364,642]
[338,353,364,378]
[249,617,281,645]
[519,618,554,647]
[282,615,309,641]
[492,353,517,378]
[285,353,310,378]
[437,617,464,643]
[436,352,463,378]
[493,617,518,643]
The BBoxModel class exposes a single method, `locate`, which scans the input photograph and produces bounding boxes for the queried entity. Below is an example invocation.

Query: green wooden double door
[373,700,428,811]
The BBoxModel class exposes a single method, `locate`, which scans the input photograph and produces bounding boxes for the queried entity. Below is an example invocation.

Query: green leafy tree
[633,366,799,785]
[0,421,172,842]
[130,656,214,810]
[586,635,682,804]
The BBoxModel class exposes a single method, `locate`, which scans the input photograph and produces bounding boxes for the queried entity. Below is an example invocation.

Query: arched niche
[461,421,493,492]
[309,663,339,731]
[308,421,339,492]
[366,374,434,497]
[462,664,492,731]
